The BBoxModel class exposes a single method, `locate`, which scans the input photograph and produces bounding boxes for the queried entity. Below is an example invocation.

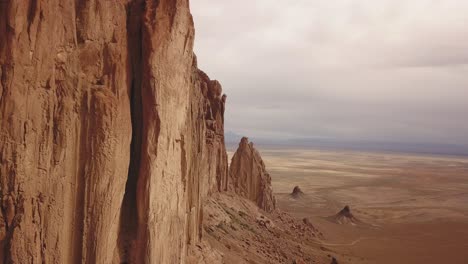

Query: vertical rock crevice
[117,0,145,263]
[0,0,229,263]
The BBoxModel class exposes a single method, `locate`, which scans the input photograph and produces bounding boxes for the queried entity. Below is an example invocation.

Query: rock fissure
[1,0,243,263]
[118,1,145,262]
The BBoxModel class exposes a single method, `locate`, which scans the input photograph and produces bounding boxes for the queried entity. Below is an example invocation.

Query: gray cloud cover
[191,0,468,145]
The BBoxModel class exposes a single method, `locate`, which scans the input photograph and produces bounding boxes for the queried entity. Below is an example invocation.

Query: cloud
[191,0,468,145]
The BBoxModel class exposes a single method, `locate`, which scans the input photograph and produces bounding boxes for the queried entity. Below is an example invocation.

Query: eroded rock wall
[229,138,276,212]
[0,0,227,263]
[0,1,132,263]
[198,70,229,194]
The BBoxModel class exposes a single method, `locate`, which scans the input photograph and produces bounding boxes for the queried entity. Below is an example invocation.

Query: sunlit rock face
[0,0,227,263]
[228,137,276,212]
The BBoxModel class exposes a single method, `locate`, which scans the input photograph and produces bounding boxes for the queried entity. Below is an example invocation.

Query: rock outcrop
[0,1,227,263]
[198,70,229,194]
[328,206,361,225]
[290,186,305,199]
[229,138,276,212]
[202,192,327,264]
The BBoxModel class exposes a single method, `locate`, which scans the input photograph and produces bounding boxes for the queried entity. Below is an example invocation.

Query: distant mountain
[225,132,468,156]
[284,138,468,157]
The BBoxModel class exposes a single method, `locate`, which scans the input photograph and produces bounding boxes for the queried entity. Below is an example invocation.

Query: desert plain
[248,147,468,264]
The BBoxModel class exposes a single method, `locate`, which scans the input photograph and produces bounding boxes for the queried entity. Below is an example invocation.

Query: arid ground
[253,147,468,264]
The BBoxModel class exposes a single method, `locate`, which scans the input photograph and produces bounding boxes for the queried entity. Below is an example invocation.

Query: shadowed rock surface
[290,186,305,199]
[340,206,352,217]
[328,206,362,225]
[229,138,276,212]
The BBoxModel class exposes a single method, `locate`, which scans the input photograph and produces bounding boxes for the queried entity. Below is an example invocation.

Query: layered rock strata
[0,0,227,263]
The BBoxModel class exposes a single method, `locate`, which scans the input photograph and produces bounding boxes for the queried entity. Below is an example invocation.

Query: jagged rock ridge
[228,137,276,212]
[0,0,227,263]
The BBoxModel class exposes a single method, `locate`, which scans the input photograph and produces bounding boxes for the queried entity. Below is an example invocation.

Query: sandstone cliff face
[198,70,228,194]
[0,1,226,263]
[229,138,276,212]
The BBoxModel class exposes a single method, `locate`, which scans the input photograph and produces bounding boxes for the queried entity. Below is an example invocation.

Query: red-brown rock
[228,138,276,212]
[0,1,227,263]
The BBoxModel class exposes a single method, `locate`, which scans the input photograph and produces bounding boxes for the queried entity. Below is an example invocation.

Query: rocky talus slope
[228,137,276,212]
[0,1,227,263]
[196,139,335,264]
[201,192,327,264]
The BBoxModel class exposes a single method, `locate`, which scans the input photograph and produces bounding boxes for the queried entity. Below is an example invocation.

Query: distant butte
[290,186,305,199]
[339,205,352,217]
[329,205,362,225]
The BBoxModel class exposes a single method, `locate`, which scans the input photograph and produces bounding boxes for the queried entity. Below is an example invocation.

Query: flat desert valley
[231,146,468,264]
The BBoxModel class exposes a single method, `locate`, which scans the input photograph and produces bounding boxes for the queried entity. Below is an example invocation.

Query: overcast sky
[191,0,468,145]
